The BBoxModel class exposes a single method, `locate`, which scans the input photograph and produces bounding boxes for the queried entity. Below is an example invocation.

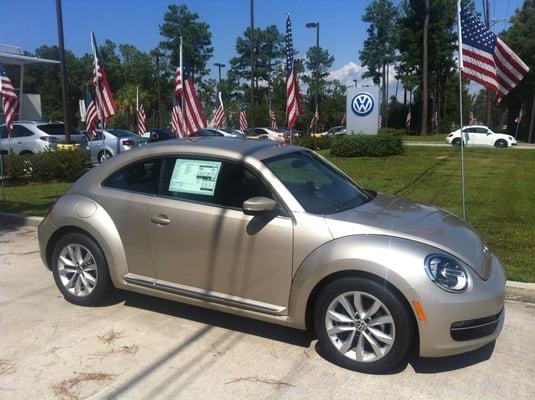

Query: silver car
[37,138,505,373]
[0,121,87,155]
[85,128,147,163]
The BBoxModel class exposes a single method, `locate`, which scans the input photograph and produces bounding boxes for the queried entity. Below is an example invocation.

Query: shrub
[3,148,90,183]
[295,135,332,150]
[330,134,404,157]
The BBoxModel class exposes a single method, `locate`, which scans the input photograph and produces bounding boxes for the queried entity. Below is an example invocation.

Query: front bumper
[413,253,506,357]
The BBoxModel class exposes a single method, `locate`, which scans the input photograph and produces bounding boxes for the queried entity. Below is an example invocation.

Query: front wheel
[51,232,111,306]
[314,277,413,373]
[452,138,462,147]
[495,139,508,148]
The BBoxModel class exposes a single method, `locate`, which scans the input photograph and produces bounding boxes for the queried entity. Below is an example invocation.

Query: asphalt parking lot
[1,223,534,400]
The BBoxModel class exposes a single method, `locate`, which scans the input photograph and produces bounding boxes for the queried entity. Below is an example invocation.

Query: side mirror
[243,196,277,216]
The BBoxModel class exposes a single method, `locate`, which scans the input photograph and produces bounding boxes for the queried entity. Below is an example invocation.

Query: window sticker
[168,159,222,196]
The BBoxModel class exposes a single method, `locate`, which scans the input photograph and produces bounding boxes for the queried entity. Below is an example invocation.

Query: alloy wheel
[325,291,395,362]
[57,244,98,297]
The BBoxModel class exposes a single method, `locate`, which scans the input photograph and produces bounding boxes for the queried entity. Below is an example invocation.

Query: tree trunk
[528,93,535,143]
[420,0,430,135]
[385,63,389,128]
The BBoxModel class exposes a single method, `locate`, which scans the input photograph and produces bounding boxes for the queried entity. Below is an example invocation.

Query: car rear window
[37,124,81,136]
[108,129,138,138]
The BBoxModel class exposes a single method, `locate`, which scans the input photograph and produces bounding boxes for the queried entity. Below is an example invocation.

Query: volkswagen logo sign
[351,92,374,117]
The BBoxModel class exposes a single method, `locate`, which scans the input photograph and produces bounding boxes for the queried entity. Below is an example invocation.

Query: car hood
[324,193,491,279]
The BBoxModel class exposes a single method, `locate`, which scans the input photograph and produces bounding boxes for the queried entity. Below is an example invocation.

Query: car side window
[102,158,162,195]
[12,125,33,138]
[0,126,7,139]
[160,157,274,209]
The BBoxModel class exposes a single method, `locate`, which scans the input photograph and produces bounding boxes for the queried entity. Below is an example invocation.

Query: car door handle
[151,215,171,225]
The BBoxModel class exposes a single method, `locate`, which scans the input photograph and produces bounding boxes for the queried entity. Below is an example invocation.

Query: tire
[314,277,413,373]
[495,139,507,148]
[452,138,462,147]
[98,150,112,163]
[51,232,111,306]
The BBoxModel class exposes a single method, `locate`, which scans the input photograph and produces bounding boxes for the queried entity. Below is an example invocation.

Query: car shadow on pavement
[105,289,312,348]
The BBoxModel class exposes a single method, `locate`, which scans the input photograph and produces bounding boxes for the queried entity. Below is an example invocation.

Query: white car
[246,128,285,142]
[446,125,517,148]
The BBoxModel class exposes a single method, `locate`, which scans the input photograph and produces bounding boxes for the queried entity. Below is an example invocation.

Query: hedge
[330,134,404,157]
[3,148,90,183]
[295,135,333,150]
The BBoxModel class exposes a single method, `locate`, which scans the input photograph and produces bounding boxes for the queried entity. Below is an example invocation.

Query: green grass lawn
[1,146,534,281]
[402,134,447,142]
[0,182,71,217]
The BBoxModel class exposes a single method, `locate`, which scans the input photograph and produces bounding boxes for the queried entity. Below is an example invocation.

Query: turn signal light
[412,300,427,321]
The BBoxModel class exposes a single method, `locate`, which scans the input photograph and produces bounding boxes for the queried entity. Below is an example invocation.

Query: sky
[0,0,524,84]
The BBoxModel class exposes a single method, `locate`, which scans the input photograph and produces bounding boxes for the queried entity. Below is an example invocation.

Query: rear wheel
[51,232,111,306]
[452,138,462,147]
[495,139,507,148]
[314,277,413,373]
[98,150,112,163]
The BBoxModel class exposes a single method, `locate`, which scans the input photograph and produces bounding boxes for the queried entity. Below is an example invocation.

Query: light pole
[306,22,320,132]
[55,0,71,144]
[214,62,225,87]
[154,49,162,127]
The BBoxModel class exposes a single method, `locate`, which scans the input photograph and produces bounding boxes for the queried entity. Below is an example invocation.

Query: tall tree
[501,0,535,142]
[302,46,335,113]
[159,4,213,79]
[359,0,398,126]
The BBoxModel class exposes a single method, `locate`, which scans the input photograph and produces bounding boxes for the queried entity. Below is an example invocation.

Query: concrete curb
[0,211,43,227]
[1,211,534,303]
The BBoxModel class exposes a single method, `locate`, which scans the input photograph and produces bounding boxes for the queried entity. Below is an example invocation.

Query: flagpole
[179,36,186,136]
[457,0,466,220]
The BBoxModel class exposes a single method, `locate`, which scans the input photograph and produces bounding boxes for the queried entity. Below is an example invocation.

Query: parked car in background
[0,121,86,155]
[222,128,247,138]
[315,126,347,137]
[84,128,147,163]
[446,125,517,148]
[191,128,243,138]
[245,128,285,142]
[39,138,505,373]
[142,128,176,143]
[277,127,302,140]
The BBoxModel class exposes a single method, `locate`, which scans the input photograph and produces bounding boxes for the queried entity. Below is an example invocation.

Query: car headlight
[424,254,469,293]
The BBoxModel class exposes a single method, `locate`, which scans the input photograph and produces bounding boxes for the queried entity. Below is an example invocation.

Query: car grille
[450,308,503,341]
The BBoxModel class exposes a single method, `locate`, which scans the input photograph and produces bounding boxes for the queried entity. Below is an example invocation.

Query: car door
[462,127,475,146]
[87,131,103,162]
[148,156,293,312]
[479,128,495,146]
[98,157,163,279]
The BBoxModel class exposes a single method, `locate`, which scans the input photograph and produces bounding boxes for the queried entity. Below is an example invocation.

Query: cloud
[327,62,406,102]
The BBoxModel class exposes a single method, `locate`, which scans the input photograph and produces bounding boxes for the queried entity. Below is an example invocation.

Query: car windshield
[37,123,81,136]
[107,129,138,138]
[153,129,175,138]
[264,151,373,214]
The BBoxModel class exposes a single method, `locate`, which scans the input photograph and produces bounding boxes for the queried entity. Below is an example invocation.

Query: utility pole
[306,22,320,132]
[55,0,71,144]
[483,0,492,127]
[250,0,255,127]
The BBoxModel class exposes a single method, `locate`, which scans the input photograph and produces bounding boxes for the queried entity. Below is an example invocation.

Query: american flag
[405,111,411,128]
[239,106,248,131]
[378,114,382,128]
[91,32,118,121]
[137,104,146,135]
[460,6,529,98]
[0,63,18,137]
[309,107,319,130]
[468,111,476,125]
[212,92,225,128]
[340,113,346,125]
[269,105,278,130]
[285,15,302,129]
[178,64,207,136]
[172,96,186,138]
[84,88,98,138]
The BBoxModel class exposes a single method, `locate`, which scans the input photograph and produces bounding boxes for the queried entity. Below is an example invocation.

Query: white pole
[136,85,139,110]
[179,36,186,135]
[457,0,466,220]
